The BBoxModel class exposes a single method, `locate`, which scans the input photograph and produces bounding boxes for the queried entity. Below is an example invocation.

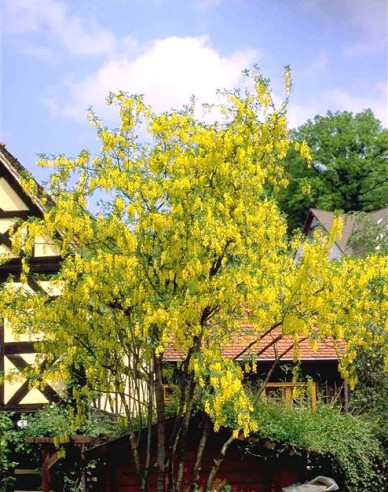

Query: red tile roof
[164,329,345,361]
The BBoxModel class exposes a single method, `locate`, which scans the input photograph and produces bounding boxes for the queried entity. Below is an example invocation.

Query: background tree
[278,110,388,231]
[1,71,387,492]
[347,211,388,256]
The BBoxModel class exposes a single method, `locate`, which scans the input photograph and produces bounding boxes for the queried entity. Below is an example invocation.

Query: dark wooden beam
[0,256,61,275]
[6,379,30,406]
[0,318,4,405]
[6,353,29,371]
[0,402,46,412]
[4,341,36,354]
[42,449,50,492]
[4,375,60,408]
[26,275,47,295]
[302,211,314,236]
[343,381,350,412]
[5,353,61,406]
[0,210,31,219]
[0,217,25,250]
[25,436,107,445]
[40,383,61,404]
[0,231,12,249]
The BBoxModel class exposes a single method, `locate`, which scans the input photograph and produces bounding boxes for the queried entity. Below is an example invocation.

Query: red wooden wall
[102,439,305,492]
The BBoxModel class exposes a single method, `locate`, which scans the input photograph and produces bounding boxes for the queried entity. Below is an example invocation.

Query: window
[264,382,317,407]
[163,384,174,404]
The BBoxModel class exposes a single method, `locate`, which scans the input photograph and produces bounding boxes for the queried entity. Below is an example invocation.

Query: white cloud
[54,36,258,121]
[343,40,386,57]
[288,85,388,128]
[5,2,258,123]
[18,45,54,63]
[342,0,387,57]
[196,0,226,8]
[302,0,387,57]
[301,51,329,77]
[4,0,116,57]
[343,0,387,37]
[301,0,387,35]
[195,0,245,10]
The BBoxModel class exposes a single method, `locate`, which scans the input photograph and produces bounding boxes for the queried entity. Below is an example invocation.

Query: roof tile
[164,329,345,361]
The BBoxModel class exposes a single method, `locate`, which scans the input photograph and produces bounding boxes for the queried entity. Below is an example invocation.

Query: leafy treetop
[278,109,388,231]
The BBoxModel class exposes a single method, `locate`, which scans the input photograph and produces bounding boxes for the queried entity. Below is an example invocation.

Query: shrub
[249,401,387,491]
[350,351,388,449]
[3,404,125,492]
[0,413,16,490]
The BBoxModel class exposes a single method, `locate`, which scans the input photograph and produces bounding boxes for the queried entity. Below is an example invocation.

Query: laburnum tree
[1,70,387,492]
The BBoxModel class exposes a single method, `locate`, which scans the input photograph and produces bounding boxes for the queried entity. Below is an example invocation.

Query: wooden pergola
[25,435,109,492]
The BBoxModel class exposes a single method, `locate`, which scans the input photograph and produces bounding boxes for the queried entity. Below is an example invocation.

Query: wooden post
[343,381,349,412]
[41,449,50,492]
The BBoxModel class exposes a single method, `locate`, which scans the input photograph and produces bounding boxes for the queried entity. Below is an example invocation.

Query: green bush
[350,351,388,449]
[250,401,387,491]
[21,403,122,441]
[2,404,126,492]
[0,413,16,490]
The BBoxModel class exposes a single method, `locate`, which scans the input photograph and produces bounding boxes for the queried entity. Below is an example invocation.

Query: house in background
[0,145,138,417]
[303,207,388,259]
[0,144,62,412]
[164,330,345,407]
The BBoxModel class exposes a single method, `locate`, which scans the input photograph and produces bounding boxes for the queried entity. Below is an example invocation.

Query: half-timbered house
[0,144,62,412]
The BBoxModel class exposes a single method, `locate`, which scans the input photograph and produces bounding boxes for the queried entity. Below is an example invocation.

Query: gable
[0,177,29,211]
[0,145,60,265]
[304,207,388,257]
[0,145,61,411]
[0,144,49,219]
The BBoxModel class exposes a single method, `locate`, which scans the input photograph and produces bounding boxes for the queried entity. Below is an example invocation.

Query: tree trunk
[190,416,211,492]
[167,336,200,491]
[154,354,166,492]
[175,380,196,492]
[205,434,235,491]
[141,374,154,492]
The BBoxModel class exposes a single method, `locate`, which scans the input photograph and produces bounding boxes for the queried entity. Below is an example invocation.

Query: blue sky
[1,0,387,182]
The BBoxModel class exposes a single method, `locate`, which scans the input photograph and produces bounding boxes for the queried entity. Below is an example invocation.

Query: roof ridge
[0,144,54,212]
